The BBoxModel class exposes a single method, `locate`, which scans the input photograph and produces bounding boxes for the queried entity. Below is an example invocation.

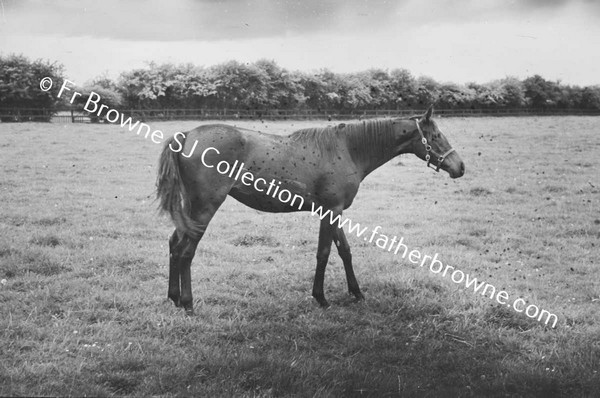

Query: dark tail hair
[156,134,204,239]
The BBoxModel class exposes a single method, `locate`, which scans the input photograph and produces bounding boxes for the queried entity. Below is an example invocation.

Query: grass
[0,116,599,397]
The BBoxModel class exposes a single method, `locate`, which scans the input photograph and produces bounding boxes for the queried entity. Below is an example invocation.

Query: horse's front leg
[333,227,364,301]
[312,216,336,308]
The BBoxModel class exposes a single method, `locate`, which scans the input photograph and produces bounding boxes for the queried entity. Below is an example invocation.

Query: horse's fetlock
[168,293,181,307]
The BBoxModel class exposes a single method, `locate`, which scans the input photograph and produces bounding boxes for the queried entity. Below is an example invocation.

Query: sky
[1,0,599,86]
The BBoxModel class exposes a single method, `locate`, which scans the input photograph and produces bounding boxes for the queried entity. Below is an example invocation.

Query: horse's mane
[289,124,342,158]
[289,119,398,162]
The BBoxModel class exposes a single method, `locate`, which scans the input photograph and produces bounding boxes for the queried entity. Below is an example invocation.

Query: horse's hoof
[168,294,182,307]
[352,292,365,302]
[184,307,194,316]
[316,299,330,309]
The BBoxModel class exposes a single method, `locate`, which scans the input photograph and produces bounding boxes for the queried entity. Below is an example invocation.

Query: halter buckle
[427,158,440,172]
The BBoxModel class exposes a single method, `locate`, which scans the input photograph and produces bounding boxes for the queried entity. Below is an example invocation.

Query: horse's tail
[156,134,204,239]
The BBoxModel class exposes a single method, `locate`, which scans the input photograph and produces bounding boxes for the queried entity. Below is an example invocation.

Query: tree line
[1,54,599,122]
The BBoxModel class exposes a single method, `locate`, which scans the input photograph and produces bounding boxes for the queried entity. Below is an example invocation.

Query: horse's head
[407,106,465,179]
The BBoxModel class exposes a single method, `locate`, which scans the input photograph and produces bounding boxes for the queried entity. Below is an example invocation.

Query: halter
[415,119,455,172]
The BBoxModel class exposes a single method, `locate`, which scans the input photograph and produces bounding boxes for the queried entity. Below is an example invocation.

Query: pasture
[0,116,599,397]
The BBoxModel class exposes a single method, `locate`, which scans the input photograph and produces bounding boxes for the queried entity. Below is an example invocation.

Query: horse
[156,106,465,315]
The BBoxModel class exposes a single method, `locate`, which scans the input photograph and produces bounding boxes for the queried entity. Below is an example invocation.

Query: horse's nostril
[460,162,465,176]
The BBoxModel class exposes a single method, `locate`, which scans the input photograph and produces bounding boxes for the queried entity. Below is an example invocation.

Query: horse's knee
[316,247,331,264]
[339,249,352,264]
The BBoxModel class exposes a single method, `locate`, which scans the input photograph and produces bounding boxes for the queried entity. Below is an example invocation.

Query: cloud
[2,0,597,44]
[519,0,569,8]
[0,0,404,41]
[394,0,599,27]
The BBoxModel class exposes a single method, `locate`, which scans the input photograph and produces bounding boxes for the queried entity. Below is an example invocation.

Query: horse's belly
[228,186,306,213]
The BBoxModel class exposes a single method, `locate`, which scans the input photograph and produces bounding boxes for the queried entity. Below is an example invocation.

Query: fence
[1,107,599,123]
[0,108,88,123]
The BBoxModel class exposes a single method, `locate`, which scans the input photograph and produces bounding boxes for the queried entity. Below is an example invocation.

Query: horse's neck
[345,119,410,179]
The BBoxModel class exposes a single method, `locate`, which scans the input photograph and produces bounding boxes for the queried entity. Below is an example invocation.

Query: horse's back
[179,123,361,212]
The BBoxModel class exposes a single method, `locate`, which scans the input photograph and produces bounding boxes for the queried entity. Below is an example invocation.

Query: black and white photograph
[0,0,599,396]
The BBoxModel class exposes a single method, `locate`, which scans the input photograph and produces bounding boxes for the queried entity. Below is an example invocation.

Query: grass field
[1,116,599,397]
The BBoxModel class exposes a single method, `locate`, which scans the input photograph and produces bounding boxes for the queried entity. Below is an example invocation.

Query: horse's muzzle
[450,160,465,179]
[441,151,465,179]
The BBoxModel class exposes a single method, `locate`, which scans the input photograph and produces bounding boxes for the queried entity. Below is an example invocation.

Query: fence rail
[1,107,599,123]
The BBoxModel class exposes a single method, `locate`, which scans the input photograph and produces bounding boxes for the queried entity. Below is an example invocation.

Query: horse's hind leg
[168,230,183,306]
[176,233,201,315]
[173,201,225,316]
[333,227,364,301]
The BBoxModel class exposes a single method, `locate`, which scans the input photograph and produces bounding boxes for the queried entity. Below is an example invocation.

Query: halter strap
[415,119,455,172]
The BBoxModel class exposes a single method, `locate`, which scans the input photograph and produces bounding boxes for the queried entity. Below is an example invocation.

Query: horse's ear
[424,105,434,121]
